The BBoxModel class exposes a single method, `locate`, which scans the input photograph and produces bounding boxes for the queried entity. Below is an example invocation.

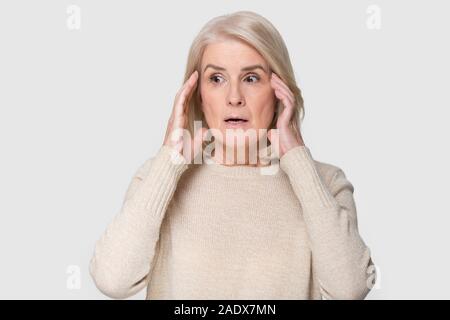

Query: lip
[224,115,248,121]
[223,119,249,129]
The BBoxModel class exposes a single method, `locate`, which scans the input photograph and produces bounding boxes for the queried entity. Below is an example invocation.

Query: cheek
[200,86,223,124]
[246,87,276,126]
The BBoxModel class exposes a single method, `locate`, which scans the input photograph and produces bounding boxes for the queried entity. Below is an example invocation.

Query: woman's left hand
[268,72,305,158]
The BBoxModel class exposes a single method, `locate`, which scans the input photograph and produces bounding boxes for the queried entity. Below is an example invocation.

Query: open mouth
[224,117,248,124]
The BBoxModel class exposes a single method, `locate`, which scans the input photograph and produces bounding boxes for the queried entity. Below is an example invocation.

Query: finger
[271,74,294,100]
[173,71,198,119]
[271,73,293,97]
[176,70,199,99]
[274,89,295,126]
[171,73,198,130]
[273,85,295,122]
[271,74,295,106]
[174,71,198,117]
[271,75,296,125]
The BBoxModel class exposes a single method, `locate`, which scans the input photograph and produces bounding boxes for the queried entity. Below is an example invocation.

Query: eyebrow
[203,64,268,74]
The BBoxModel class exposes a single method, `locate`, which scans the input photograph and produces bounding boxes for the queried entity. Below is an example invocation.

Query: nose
[227,83,245,107]
[228,99,243,107]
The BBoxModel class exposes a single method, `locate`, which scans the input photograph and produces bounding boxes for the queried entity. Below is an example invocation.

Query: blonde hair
[183,10,305,149]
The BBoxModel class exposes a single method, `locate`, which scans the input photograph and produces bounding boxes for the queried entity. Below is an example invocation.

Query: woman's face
[200,38,276,150]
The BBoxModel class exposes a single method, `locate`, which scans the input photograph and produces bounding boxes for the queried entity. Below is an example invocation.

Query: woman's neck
[210,143,271,167]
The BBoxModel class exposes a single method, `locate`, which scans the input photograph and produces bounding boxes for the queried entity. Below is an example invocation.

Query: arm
[280,145,375,300]
[89,145,188,299]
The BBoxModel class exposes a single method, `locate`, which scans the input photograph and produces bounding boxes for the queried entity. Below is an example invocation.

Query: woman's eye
[209,75,224,84]
[245,75,260,83]
[208,74,260,85]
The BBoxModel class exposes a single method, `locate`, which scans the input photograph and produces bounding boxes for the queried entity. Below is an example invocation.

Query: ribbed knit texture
[89,144,375,300]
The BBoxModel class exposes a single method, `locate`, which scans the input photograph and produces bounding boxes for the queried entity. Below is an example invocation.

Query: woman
[89,10,376,300]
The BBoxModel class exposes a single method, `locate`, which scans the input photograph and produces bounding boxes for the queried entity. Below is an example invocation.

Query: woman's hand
[268,72,305,158]
[163,70,207,163]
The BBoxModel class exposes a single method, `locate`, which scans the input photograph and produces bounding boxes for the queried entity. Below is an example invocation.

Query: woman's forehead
[201,40,268,71]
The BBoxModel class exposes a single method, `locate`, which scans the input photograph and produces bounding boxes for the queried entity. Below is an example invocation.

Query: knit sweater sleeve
[89,145,189,299]
[279,145,375,300]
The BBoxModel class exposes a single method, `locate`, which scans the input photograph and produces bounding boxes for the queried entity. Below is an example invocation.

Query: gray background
[0,0,449,299]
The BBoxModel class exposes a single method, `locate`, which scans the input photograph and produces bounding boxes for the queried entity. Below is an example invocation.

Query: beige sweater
[89,144,375,300]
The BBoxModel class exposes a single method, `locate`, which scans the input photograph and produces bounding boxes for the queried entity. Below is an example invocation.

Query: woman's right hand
[163,70,207,163]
